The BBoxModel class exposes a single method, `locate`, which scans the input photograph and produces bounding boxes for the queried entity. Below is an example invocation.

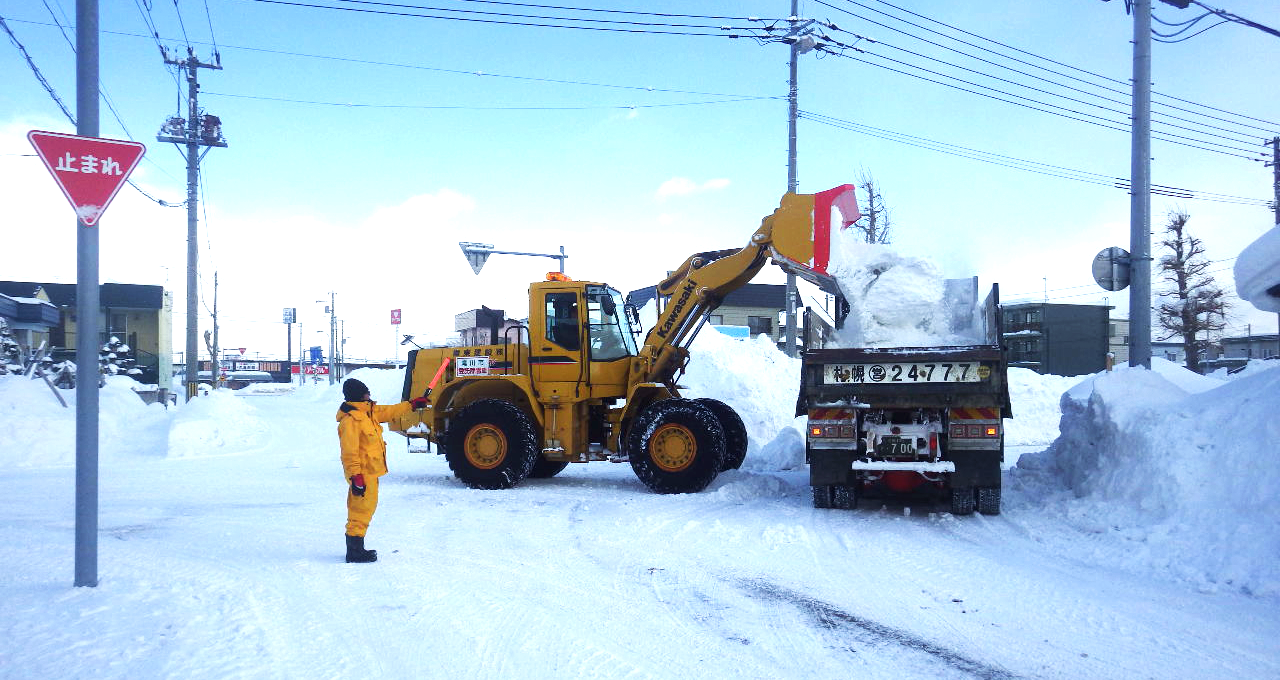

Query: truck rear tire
[949,487,976,516]
[528,457,570,479]
[444,399,538,490]
[694,398,747,471]
[833,484,857,510]
[628,399,725,494]
[812,485,833,509]
[977,486,1001,515]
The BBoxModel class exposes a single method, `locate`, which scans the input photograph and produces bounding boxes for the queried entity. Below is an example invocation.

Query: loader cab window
[586,286,637,362]
[545,292,580,350]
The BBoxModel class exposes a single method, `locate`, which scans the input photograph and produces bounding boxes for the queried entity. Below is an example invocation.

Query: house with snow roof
[0,281,173,385]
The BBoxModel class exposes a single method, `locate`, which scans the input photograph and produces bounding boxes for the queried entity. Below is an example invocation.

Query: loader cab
[530,280,635,394]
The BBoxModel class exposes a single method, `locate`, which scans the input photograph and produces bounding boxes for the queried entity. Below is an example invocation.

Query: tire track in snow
[737,578,1020,680]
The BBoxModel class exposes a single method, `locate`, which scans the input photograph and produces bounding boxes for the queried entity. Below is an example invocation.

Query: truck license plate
[825,362,986,384]
[877,436,916,457]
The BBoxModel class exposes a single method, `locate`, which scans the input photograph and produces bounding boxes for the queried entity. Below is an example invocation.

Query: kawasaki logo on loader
[656,280,698,339]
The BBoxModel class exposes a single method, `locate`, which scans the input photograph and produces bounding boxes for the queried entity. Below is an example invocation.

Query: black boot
[345,534,377,563]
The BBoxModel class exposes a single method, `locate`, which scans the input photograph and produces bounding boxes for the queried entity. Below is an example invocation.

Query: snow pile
[1013,361,1280,597]
[1004,368,1085,447]
[681,330,805,469]
[167,389,270,458]
[0,374,167,467]
[825,232,982,348]
[1234,226,1280,312]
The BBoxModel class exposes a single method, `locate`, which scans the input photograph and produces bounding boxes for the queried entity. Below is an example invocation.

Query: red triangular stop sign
[28,130,146,227]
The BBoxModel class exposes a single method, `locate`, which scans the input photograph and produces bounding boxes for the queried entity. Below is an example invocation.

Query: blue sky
[2,0,1278,362]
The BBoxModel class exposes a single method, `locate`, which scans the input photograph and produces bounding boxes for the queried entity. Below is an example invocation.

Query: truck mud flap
[809,449,854,486]
[946,450,1002,487]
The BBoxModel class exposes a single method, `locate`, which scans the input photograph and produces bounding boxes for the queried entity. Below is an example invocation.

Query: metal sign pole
[74,0,99,588]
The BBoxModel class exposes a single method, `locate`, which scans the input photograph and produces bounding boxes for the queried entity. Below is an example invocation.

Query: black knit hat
[343,378,370,402]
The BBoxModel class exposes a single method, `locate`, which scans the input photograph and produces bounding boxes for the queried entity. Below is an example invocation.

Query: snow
[825,232,984,348]
[1,338,1278,678]
[1234,226,1280,312]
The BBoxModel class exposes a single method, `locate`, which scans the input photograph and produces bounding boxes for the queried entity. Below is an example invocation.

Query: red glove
[350,474,365,497]
[410,397,430,410]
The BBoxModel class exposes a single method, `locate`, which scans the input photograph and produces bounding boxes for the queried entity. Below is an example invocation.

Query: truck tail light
[810,426,823,437]
[929,432,938,455]
[840,425,855,438]
[985,425,999,437]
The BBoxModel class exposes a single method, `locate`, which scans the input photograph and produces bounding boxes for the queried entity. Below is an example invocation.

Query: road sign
[459,242,494,275]
[1092,246,1132,292]
[27,130,146,226]
[391,309,402,325]
[283,307,296,323]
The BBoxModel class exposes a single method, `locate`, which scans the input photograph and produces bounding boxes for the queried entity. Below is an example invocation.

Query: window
[709,314,723,325]
[748,316,772,336]
[585,286,636,362]
[545,292,579,350]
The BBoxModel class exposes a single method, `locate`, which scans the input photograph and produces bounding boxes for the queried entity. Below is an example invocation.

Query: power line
[6,17,777,99]
[1,13,184,206]
[249,0,780,38]
[813,45,1267,161]
[819,17,1269,146]
[798,109,1272,206]
[330,0,780,25]
[845,0,1280,131]
[202,91,780,110]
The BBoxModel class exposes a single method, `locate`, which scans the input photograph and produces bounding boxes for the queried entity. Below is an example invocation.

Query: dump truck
[798,280,1011,514]
[390,185,861,494]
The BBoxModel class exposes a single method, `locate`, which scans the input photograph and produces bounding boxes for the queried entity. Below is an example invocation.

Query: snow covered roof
[0,281,164,310]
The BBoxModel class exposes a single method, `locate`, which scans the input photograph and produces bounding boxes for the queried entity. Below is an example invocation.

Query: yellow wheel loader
[390,186,860,493]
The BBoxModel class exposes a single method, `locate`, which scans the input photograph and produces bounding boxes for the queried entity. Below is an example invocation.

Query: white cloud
[654,177,731,201]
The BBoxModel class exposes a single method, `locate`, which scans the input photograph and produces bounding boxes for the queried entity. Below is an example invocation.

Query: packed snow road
[2,384,1276,680]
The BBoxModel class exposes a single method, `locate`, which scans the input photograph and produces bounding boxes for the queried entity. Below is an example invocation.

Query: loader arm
[633,185,860,385]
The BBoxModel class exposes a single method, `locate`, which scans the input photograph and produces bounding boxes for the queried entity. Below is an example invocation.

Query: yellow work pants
[345,475,380,537]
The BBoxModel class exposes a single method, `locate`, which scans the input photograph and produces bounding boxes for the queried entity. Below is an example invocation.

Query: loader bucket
[767,184,860,294]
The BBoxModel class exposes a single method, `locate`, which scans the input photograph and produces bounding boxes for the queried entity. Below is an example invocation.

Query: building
[628,283,789,343]
[0,292,60,352]
[455,306,524,346]
[1220,333,1279,360]
[0,281,173,385]
[1002,302,1110,376]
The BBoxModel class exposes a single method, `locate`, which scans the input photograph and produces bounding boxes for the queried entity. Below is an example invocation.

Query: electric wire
[250,0,778,38]
[1189,0,1280,39]
[5,18,775,99]
[816,1,1276,148]
[171,0,191,48]
[798,109,1271,206]
[202,91,780,110]
[328,0,778,29]
[406,0,771,21]
[814,45,1267,161]
[848,0,1280,131]
[817,22,1266,147]
[1,13,183,205]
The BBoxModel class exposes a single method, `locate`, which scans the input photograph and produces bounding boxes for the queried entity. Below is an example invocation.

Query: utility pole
[784,0,802,358]
[157,47,225,401]
[1129,0,1153,369]
[211,272,219,386]
[319,292,336,385]
[1267,136,1279,333]
[74,0,100,589]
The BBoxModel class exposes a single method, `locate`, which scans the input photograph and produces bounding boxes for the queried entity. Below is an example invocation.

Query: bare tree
[853,169,892,244]
[1155,209,1229,373]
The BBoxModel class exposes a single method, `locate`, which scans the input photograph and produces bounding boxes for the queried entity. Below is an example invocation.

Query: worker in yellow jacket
[337,378,429,563]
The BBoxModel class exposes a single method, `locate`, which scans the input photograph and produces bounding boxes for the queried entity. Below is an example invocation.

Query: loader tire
[694,398,748,471]
[977,486,1001,515]
[444,399,538,490]
[628,399,725,494]
[949,486,976,516]
[528,457,570,479]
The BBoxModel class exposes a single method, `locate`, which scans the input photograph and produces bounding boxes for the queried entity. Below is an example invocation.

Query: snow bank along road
[1,382,1277,680]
